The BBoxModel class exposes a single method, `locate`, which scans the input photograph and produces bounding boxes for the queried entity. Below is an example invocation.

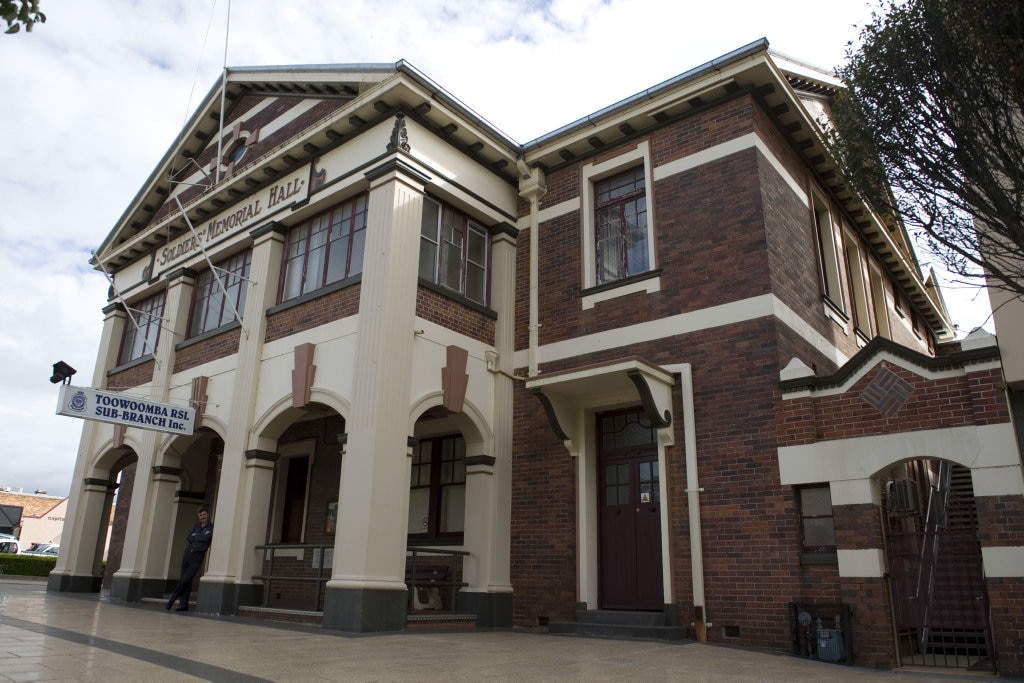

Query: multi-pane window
[814,195,845,309]
[118,291,166,365]
[419,198,488,304]
[407,434,466,539]
[280,195,367,301]
[799,485,836,553]
[188,249,252,337]
[595,166,649,285]
[845,238,876,337]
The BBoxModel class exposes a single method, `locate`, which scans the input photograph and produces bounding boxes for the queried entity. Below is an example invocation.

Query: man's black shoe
[165,597,174,610]
[174,606,188,612]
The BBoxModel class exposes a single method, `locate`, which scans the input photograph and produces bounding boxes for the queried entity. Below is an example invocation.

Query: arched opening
[405,403,490,615]
[253,404,345,611]
[99,451,137,590]
[880,458,993,673]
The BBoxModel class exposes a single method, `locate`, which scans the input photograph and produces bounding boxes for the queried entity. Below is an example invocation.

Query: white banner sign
[56,385,196,436]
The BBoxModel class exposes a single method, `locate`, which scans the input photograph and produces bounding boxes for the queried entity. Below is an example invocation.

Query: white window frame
[581,141,659,309]
[813,193,845,308]
[869,263,891,339]
[844,230,875,343]
[419,197,489,305]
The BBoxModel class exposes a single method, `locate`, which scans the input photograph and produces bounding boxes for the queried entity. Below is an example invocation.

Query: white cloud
[0,0,993,496]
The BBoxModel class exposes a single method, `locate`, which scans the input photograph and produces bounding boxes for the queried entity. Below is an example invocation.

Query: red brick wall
[173,327,242,373]
[779,364,1010,445]
[840,578,895,669]
[987,578,1024,678]
[510,383,578,626]
[977,495,1024,677]
[415,286,496,344]
[107,359,154,391]
[265,283,361,343]
[103,460,137,588]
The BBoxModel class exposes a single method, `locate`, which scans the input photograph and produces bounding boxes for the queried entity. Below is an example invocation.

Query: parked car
[0,535,21,554]
[21,543,59,557]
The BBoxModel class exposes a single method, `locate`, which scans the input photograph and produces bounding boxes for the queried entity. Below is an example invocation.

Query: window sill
[267,274,362,316]
[581,270,662,310]
[800,551,838,566]
[417,280,497,319]
[405,536,465,547]
[175,320,242,351]
[821,296,850,333]
[106,354,156,377]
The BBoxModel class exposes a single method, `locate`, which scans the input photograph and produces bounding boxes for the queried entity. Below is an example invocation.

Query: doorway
[883,460,994,672]
[597,408,663,610]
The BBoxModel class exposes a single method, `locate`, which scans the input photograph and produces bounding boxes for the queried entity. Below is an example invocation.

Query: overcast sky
[0,0,994,498]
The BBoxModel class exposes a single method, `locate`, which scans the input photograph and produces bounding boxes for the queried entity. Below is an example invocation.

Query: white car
[21,543,59,557]
[0,535,21,554]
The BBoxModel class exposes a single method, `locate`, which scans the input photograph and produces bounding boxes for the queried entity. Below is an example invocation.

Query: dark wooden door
[598,409,663,610]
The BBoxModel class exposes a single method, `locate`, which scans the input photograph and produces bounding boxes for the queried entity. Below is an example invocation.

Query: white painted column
[201,224,285,612]
[50,304,126,591]
[325,159,426,630]
[484,228,516,595]
[112,268,194,600]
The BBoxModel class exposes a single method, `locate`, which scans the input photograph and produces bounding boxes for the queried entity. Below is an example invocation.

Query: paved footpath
[0,577,997,682]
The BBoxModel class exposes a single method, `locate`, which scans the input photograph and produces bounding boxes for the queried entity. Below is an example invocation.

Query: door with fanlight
[597,408,663,610]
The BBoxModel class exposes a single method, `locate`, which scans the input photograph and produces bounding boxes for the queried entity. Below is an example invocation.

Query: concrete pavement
[0,577,997,682]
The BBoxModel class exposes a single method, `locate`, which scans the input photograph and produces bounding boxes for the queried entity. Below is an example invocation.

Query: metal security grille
[883,463,995,673]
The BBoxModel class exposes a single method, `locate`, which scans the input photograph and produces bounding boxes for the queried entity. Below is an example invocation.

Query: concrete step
[237,605,323,625]
[548,614,684,647]
[406,613,478,630]
[574,609,666,627]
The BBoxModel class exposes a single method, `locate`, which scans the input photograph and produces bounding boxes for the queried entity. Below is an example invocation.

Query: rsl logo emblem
[68,390,88,413]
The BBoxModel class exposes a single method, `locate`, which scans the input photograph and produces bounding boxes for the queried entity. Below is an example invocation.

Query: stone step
[406,613,478,631]
[548,619,687,643]
[236,605,323,625]
[574,609,666,627]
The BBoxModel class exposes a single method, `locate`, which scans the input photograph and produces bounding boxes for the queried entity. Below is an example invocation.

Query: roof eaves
[521,37,771,152]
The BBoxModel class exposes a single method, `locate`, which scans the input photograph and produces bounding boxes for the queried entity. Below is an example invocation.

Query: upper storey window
[419,198,488,305]
[188,249,252,337]
[580,141,658,308]
[118,291,166,365]
[813,193,846,312]
[595,167,649,285]
[280,195,367,302]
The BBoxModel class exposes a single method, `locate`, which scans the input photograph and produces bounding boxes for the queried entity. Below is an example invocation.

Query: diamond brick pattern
[861,366,914,418]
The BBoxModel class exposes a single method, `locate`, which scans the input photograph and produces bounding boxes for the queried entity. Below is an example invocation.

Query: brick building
[51,40,1023,675]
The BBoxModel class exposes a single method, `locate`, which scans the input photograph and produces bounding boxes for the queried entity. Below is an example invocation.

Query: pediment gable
[780,334,1001,398]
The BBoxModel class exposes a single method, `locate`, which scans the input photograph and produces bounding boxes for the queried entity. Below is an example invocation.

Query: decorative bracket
[626,368,672,429]
[531,388,570,441]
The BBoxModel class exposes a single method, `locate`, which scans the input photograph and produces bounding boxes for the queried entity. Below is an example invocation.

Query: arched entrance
[254,405,345,611]
[882,458,994,672]
[101,452,138,589]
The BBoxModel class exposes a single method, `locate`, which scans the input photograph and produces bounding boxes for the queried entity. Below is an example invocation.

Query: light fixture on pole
[50,360,77,385]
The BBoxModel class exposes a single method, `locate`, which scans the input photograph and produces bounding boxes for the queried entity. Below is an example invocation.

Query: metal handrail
[252,543,331,610]
[250,543,471,615]
[406,546,470,614]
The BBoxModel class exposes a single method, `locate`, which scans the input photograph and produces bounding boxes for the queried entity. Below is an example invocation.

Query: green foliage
[828,0,1024,300]
[1,0,44,34]
[0,553,57,576]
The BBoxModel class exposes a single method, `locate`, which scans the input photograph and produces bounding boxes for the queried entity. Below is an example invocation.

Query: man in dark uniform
[166,506,214,611]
